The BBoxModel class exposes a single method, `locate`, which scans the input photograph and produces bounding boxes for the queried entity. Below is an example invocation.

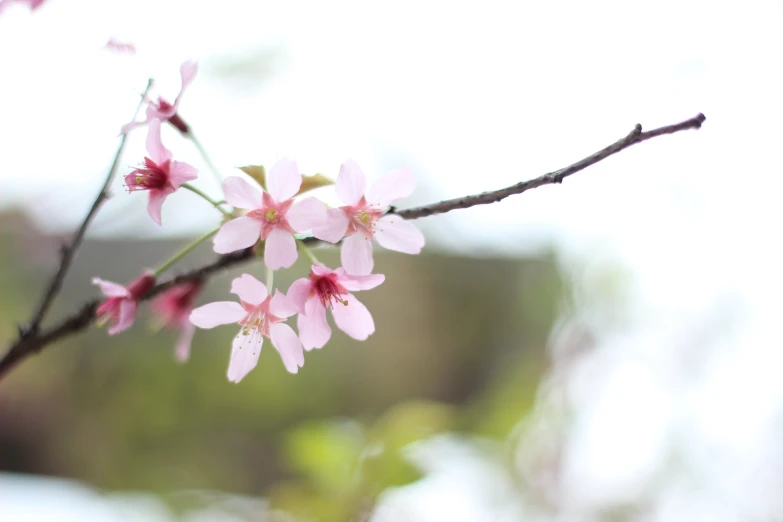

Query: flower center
[125,158,169,192]
[265,208,280,223]
[312,273,348,309]
[155,97,174,113]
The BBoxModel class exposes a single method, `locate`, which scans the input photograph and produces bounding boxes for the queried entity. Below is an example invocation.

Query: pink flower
[105,38,136,55]
[93,271,156,336]
[189,274,304,381]
[312,160,425,275]
[120,61,197,135]
[213,159,327,270]
[151,280,203,363]
[0,0,46,14]
[287,264,384,350]
[124,118,198,225]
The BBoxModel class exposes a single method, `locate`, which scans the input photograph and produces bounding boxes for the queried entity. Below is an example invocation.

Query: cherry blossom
[151,280,203,362]
[313,160,425,275]
[121,61,197,135]
[93,271,156,336]
[189,274,304,381]
[287,264,384,350]
[212,159,327,270]
[124,118,198,225]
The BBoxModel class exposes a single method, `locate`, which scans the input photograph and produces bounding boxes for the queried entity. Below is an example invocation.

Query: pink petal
[213,217,263,254]
[330,293,375,341]
[286,278,312,314]
[270,289,298,318]
[336,160,367,205]
[312,208,350,243]
[168,160,198,188]
[374,215,425,254]
[227,327,263,383]
[222,176,264,209]
[108,299,137,335]
[147,187,175,226]
[263,228,297,270]
[311,264,334,277]
[298,299,331,350]
[120,118,147,136]
[269,323,305,374]
[92,278,130,298]
[338,272,385,292]
[189,301,247,328]
[287,197,327,232]
[174,322,196,363]
[341,233,374,275]
[267,158,302,202]
[173,60,198,110]
[367,167,416,207]
[230,273,267,306]
[146,119,173,165]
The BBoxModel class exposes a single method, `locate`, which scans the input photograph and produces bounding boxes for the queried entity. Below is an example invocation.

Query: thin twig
[0,113,706,383]
[23,79,154,336]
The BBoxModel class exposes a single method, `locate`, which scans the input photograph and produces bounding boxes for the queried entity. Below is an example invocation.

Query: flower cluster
[92,62,425,382]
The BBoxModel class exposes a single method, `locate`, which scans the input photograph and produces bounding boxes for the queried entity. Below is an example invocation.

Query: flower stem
[188,131,224,185]
[298,240,322,265]
[182,183,232,217]
[266,267,274,290]
[154,228,219,277]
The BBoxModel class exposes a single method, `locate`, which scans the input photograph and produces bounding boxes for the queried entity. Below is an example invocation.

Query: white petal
[336,160,366,205]
[230,274,267,305]
[213,217,262,254]
[223,176,263,209]
[367,167,415,207]
[270,323,305,374]
[287,197,327,232]
[374,215,425,254]
[312,208,350,243]
[227,327,264,383]
[331,293,375,341]
[190,301,246,328]
[341,233,374,275]
[267,158,302,201]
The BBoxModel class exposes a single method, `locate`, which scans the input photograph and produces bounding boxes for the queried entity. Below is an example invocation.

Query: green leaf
[238,165,266,191]
[296,173,334,196]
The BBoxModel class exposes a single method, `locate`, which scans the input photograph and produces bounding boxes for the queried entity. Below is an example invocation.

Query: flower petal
[168,160,198,188]
[146,118,173,165]
[270,323,305,374]
[267,158,302,202]
[173,61,198,110]
[286,278,312,314]
[92,278,130,298]
[120,118,147,136]
[367,167,416,207]
[190,301,247,328]
[336,160,366,205]
[147,187,175,226]
[222,176,263,209]
[270,289,298,318]
[338,271,385,292]
[108,299,137,335]
[287,197,327,232]
[227,327,263,383]
[174,322,196,363]
[298,299,331,350]
[374,215,425,254]
[213,217,263,254]
[264,228,297,270]
[330,293,375,341]
[341,233,374,275]
[230,273,267,306]
[312,208,350,243]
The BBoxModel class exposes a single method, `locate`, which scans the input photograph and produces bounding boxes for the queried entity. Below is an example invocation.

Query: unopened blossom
[213,159,327,270]
[124,118,198,225]
[189,274,304,382]
[151,280,203,362]
[287,264,384,350]
[312,160,425,275]
[121,61,197,135]
[93,271,156,336]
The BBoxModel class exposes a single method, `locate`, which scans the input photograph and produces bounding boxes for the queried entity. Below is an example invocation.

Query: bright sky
[2,0,783,519]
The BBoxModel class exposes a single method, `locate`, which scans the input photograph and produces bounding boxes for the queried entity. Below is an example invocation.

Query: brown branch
[0,113,706,383]
[24,79,154,336]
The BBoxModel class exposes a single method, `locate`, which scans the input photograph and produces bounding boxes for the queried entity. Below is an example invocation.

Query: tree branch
[23,79,154,336]
[0,113,706,383]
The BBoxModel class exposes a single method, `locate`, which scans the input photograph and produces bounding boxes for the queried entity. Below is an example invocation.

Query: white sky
[2,0,783,520]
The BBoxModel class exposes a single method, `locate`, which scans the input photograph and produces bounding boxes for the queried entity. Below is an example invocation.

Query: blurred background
[1,0,782,520]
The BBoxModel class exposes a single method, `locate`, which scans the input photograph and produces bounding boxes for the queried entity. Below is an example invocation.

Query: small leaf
[296,174,334,196]
[238,165,266,191]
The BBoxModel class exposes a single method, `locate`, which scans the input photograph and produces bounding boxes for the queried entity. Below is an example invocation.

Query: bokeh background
[1,1,782,520]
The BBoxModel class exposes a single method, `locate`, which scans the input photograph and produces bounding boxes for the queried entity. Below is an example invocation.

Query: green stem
[298,240,322,265]
[266,267,274,290]
[182,183,232,217]
[188,131,224,185]
[154,228,219,277]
